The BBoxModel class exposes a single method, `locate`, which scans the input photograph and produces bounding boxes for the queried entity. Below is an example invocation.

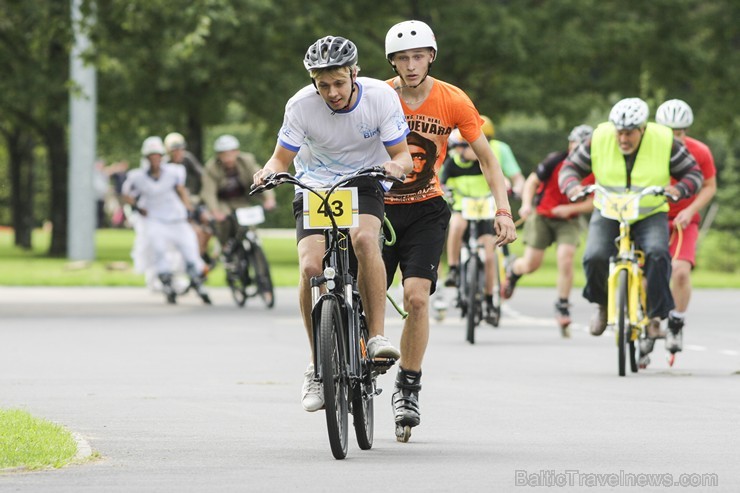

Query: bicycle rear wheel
[226,247,248,307]
[249,244,275,308]
[352,313,374,450]
[617,269,629,377]
[489,248,502,327]
[466,255,482,344]
[319,298,349,459]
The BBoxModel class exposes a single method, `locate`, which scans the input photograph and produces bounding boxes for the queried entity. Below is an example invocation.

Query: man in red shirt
[503,125,595,337]
[655,99,716,355]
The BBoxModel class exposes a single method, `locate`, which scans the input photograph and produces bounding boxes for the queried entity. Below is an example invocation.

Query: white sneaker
[301,364,324,412]
[366,335,401,360]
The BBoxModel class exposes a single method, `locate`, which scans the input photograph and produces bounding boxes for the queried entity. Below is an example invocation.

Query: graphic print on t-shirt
[385,78,482,205]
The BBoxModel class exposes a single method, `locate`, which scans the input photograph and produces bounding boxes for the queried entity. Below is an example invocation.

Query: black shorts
[383,196,451,294]
[292,177,385,243]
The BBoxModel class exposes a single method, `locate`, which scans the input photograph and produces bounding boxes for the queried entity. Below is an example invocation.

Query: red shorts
[668,220,699,267]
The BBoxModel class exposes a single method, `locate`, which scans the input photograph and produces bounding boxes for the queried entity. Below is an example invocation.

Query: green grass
[0,408,78,471]
[0,228,300,287]
[0,227,737,288]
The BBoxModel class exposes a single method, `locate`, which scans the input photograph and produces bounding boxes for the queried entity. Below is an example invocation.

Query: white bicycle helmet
[164,132,186,152]
[141,136,166,156]
[213,134,240,153]
[656,99,694,129]
[609,98,649,130]
[385,20,437,61]
[303,36,358,71]
[567,124,594,144]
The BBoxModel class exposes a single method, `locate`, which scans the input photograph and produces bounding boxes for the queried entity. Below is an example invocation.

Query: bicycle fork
[310,271,362,388]
[606,259,648,342]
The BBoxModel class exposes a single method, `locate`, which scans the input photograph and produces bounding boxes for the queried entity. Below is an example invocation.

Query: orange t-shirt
[384,77,483,204]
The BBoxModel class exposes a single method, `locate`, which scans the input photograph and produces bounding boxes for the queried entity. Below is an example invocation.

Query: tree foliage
[1,0,738,250]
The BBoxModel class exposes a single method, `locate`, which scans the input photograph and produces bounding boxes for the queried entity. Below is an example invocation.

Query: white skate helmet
[141,136,166,156]
[385,20,437,61]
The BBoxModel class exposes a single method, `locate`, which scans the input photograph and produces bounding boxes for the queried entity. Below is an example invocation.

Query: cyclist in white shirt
[253,36,412,412]
[122,136,210,304]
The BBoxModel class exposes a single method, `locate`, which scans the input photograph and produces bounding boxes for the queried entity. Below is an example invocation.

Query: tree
[0,0,73,255]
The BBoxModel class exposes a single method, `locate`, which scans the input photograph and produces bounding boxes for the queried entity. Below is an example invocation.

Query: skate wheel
[667,353,676,367]
[396,425,411,443]
[560,325,571,338]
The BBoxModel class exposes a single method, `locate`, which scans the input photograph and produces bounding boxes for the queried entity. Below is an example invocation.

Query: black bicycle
[455,195,502,344]
[251,166,401,459]
[222,206,274,308]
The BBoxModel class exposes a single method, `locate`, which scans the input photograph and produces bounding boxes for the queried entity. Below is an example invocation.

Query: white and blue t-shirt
[278,77,409,188]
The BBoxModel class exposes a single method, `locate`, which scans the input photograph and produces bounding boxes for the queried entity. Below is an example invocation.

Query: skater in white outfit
[122,136,211,304]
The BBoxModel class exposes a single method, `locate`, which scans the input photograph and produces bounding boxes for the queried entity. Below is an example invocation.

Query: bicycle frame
[309,224,362,386]
[224,206,275,308]
[251,166,399,387]
[454,194,503,338]
[605,216,649,341]
[579,183,670,375]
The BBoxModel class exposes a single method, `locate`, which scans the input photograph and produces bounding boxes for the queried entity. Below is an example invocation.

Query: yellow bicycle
[576,184,674,376]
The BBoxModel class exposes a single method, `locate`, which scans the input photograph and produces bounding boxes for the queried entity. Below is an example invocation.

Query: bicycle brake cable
[383,215,397,246]
[386,292,408,319]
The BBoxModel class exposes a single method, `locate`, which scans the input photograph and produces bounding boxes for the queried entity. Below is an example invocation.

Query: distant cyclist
[200,134,276,262]
[560,98,702,344]
[442,119,526,291]
[439,128,505,324]
[251,35,411,413]
[655,99,717,354]
[503,124,595,337]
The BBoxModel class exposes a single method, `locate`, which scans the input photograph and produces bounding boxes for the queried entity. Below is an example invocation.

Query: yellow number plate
[302,187,359,230]
[597,192,640,221]
[461,196,496,220]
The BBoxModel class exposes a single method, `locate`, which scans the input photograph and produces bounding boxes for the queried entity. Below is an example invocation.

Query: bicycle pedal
[371,358,396,374]
[367,388,383,398]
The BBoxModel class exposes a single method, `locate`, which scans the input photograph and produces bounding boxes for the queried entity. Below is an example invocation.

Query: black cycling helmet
[303,36,358,71]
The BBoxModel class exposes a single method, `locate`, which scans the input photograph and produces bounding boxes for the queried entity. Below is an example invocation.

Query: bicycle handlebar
[249,166,404,197]
[570,184,675,202]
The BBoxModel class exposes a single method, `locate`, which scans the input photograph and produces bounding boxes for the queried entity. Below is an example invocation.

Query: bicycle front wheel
[250,244,275,308]
[226,247,248,307]
[319,298,349,459]
[352,313,374,450]
[490,248,502,327]
[466,256,482,344]
[617,269,629,377]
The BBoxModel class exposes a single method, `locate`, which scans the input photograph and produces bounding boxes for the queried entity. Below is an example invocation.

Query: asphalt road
[1,286,738,492]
